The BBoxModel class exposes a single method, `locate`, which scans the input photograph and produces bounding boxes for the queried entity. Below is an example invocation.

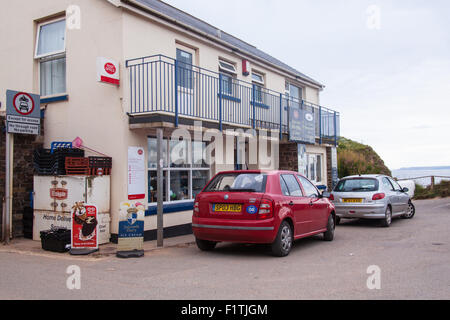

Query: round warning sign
[13,92,35,116]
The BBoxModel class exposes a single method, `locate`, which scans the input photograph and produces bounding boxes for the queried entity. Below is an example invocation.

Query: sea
[391,167,450,187]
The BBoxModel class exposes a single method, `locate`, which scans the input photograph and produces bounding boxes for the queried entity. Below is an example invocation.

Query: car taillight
[329,193,334,201]
[258,198,273,219]
[193,201,199,216]
[372,193,385,201]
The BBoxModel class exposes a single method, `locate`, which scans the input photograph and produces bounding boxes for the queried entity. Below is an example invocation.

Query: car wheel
[402,201,415,219]
[380,206,392,227]
[195,238,217,251]
[323,215,335,241]
[336,216,341,225]
[271,221,293,257]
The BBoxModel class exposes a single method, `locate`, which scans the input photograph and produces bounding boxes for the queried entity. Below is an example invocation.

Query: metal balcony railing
[126,54,340,145]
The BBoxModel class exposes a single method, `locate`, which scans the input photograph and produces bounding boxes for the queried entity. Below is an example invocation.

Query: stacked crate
[88,157,112,176]
[33,148,85,175]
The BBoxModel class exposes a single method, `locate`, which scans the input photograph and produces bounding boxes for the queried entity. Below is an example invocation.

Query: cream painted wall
[0,0,324,236]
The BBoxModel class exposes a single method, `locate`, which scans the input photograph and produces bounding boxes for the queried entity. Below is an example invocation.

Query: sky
[163,0,450,170]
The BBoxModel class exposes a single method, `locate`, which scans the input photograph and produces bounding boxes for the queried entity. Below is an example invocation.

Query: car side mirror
[402,187,409,193]
[322,191,331,198]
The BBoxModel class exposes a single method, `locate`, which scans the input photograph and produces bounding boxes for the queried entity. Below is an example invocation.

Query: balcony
[126,55,340,145]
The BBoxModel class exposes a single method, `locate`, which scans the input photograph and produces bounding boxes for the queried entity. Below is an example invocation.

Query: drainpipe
[4,132,13,244]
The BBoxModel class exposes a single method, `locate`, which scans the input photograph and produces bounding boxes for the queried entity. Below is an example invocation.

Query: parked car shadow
[210,234,325,257]
[337,218,381,228]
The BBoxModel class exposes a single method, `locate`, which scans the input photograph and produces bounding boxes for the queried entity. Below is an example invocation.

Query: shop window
[35,18,66,97]
[147,137,210,204]
[305,154,323,184]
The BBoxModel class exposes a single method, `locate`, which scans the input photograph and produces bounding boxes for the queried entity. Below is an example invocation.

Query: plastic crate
[40,227,71,253]
[65,157,90,175]
[33,148,58,175]
[88,156,112,175]
[54,148,85,175]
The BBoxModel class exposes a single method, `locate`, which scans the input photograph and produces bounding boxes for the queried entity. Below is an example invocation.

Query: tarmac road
[0,198,449,300]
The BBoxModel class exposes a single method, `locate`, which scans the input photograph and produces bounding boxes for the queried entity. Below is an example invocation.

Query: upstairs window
[251,71,265,103]
[219,60,237,96]
[285,81,302,108]
[35,18,66,97]
[176,49,193,89]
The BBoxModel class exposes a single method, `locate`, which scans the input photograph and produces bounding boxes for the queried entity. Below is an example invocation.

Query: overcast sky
[164,0,450,170]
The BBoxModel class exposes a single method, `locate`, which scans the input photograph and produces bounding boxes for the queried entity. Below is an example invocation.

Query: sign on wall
[128,146,146,200]
[288,106,315,144]
[97,57,120,85]
[6,90,41,135]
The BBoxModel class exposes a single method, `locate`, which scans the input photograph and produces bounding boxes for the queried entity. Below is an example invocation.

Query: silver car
[324,174,415,227]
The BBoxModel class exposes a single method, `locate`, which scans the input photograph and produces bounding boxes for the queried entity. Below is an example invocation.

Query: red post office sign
[97,57,120,85]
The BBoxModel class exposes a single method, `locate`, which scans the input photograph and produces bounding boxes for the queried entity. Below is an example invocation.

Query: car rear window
[204,173,267,193]
[334,178,379,192]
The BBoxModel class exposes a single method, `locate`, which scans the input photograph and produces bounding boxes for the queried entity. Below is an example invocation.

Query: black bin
[40,227,71,253]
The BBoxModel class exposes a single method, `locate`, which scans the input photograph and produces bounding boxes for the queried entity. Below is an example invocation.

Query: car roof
[340,174,388,179]
[213,170,304,176]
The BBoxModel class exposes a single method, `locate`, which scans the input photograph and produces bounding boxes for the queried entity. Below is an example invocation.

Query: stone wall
[0,115,43,238]
[279,143,298,171]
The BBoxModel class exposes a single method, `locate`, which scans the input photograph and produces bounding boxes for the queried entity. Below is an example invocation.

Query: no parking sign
[6,90,41,135]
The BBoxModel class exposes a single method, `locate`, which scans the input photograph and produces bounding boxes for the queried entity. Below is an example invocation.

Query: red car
[192,170,336,257]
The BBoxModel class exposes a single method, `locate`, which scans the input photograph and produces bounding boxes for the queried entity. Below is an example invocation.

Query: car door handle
[309,201,314,206]
[289,201,294,206]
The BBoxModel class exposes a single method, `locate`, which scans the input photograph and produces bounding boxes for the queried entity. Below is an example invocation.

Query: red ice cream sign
[71,202,98,249]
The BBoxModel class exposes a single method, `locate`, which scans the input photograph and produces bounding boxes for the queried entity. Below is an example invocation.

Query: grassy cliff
[337,137,391,178]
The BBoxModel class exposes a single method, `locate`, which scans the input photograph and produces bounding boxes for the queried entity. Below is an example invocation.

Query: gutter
[118,0,325,90]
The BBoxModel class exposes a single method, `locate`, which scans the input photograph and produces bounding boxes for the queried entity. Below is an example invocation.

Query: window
[281,174,303,197]
[382,177,395,191]
[176,49,193,89]
[35,18,66,97]
[219,60,237,96]
[388,177,402,191]
[219,60,237,74]
[147,137,209,204]
[205,173,267,192]
[252,72,264,85]
[334,178,379,192]
[280,176,290,196]
[298,175,319,198]
[305,154,322,183]
[252,71,265,103]
[285,81,302,109]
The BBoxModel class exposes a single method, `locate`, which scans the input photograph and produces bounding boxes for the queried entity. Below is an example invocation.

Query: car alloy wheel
[404,202,415,219]
[272,221,293,257]
[381,206,392,227]
[280,224,292,252]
